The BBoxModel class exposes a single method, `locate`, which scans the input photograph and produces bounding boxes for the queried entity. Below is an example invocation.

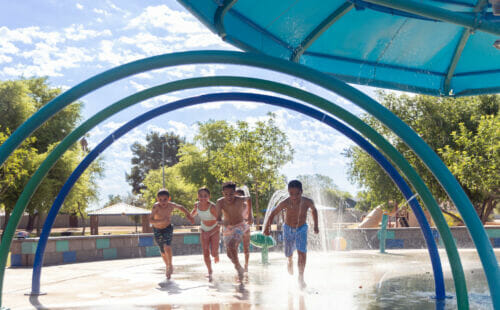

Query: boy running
[149,189,194,280]
[216,182,250,282]
[190,187,220,281]
[263,180,318,289]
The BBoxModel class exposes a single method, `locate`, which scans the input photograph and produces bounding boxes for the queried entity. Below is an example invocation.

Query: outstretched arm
[247,199,254,225]
[171,202,195,224]
[310,201,319,234]
[263,202,285,235]
[190,203,198,218]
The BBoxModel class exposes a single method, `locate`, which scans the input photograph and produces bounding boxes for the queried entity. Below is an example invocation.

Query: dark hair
[235,188,245,196]
[198,187,210,195]
[288,180,302,191]
[222,181,236,191]
[157,188,170,197]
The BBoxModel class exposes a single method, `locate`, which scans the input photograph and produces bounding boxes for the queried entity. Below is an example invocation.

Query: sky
[0,0,384,208]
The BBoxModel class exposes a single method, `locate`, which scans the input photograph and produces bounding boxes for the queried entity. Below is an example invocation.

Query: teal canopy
[178,0,500,97]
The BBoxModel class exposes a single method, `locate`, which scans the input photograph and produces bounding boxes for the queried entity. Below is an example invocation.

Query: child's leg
[243,231,250,271]
[287,254,294,275]
[227,239,244,280]
[164,245,173,279]
[297,250,306,288]
[201,232,212,275]
[211,229,220,263]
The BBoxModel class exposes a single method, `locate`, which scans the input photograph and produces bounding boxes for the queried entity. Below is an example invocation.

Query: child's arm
[170,202,195,224]
[190,203,198,218]
[215,199,223,224]
[309,200,319,233]
[209,203,218,219]
[247,199,254,225]
[263,202,285,235]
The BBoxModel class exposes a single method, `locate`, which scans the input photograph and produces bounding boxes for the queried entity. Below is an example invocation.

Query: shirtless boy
[263,180,318,288]
[190,187,220,281]
[235,188,253,272]
[216,182,251,282]
[149,188,194,279]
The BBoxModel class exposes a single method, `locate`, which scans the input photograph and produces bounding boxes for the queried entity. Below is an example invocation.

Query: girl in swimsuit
[191,187,220,281]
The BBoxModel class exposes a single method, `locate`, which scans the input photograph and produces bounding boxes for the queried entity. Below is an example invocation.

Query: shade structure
[178,0,500,97]
[87,203,150,216]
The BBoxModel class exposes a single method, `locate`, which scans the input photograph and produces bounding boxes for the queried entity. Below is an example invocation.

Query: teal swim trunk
[283,223,308,257]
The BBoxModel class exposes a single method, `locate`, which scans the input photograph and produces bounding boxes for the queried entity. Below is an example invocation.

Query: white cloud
[76,3,84,10]
[64,24,112,41]
[129,80,148,91]
[0,55,12,64]
[97,40,146,66]
[103,121,125,130]
[127,5,205,33]
[140,94,180,108]
[93,8,110,16]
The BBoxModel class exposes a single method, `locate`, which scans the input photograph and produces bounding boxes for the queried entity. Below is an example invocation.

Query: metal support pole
[161,142,165,189]
[380,213,389,254]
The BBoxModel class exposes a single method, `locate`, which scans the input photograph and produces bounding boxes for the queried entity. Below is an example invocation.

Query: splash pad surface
[5,249,497,309]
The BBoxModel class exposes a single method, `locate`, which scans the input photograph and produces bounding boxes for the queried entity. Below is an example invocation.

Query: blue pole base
[24,291,46,296]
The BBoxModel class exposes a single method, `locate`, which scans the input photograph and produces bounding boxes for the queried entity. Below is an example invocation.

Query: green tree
[141,166,197,210]
[0,128,37,229]
[0,78,80,227]
[102,193,145,208]
[438,114,499,223]
[27,144,103,235]
[203,114,294,222]
[345,92,499,218]
[0,78,82,153]
[296,174,352,208]
[176,143,221,194]
[126,131,185,194]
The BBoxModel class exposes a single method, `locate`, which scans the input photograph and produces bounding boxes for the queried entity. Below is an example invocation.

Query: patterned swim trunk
[153,225,173,253]
[223,222,249,245]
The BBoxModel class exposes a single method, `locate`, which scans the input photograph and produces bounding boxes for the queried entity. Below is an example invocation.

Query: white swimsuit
[197,204,217,232]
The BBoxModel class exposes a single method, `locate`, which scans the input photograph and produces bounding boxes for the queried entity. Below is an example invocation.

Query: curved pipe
[0,50,482,308]
[32,92,445,300]
[1,75,466,307]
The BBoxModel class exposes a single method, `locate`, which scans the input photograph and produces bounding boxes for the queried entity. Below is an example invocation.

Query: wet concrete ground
[4,249,498,309]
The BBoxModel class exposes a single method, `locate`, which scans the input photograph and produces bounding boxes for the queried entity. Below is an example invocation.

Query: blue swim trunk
[153,225,173,253]
[283,223,308,257]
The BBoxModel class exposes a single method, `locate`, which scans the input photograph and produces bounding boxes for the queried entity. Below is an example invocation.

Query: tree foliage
[141,166,197,210]
[189,114,293,217]
[126,131,185,194]
[345,92,499,221]
[140,114,294,221]
[438,114,499,222]
[0,78,101,230]
[296,174,352,208]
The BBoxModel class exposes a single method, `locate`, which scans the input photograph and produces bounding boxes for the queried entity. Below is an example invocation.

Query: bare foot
[298,276,306,290]
[166,266,173,280]
[237,266,244,282]
[214,256,219,264]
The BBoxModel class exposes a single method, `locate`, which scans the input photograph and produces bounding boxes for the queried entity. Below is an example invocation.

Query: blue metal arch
[32,92,445,300]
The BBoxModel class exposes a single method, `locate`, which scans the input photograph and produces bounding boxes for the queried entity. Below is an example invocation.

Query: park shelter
[87,203,151,235]
[178,0,500,97]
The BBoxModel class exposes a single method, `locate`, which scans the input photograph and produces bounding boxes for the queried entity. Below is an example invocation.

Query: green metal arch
[0,76,467,308]
[0,50,496,307]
